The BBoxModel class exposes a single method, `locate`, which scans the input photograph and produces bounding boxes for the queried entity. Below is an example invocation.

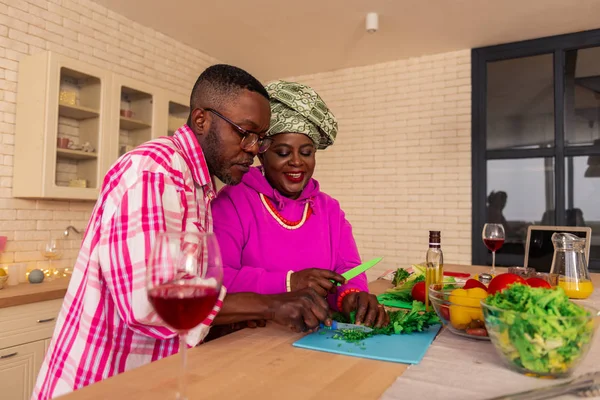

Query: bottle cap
[479,273,492,284]
[429,231,441,245]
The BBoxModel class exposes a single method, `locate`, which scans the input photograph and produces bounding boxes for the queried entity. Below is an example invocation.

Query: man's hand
[341,291,389,328]
[268,288,332,332]
[290,269,346,297]
[214,290,332,331]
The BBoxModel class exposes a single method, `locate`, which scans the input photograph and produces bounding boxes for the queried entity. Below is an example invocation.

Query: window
[487,54,555,151]
[472,29,600,270]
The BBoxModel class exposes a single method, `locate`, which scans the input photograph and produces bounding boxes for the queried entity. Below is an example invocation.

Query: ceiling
[92,0,600,81]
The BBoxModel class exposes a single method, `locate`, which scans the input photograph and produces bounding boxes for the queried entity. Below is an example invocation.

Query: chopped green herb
[329,302,440,344]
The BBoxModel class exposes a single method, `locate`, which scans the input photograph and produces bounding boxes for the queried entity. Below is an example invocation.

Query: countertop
[0,278,70,308]
[55,265,600,399]
[57,265,486,400]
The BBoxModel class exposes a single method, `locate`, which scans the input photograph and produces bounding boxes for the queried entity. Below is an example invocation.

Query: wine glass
[146,232,223,400]
[41,239,62,281]
[482,223,506,276]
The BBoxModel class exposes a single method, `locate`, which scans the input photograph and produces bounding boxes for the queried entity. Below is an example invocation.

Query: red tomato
[466,328,488,337]
[440,304,450,321]
[411,281,426,303]
[525,277,552,289]
[463,278,488,291]
[487,273,526,295]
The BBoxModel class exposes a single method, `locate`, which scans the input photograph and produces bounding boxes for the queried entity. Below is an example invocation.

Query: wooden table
[54,265,560,400]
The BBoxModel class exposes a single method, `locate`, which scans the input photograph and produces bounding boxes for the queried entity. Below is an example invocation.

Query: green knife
[334,257,383,286]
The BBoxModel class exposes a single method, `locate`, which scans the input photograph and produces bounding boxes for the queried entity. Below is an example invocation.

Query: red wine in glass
[483,238,505,252]
[146,232,223,400]
[148,283,220,332]
[482,223,506,276]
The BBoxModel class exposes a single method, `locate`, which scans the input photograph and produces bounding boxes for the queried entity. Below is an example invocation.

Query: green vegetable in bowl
[386,265,456,303]
[483,284,596,377]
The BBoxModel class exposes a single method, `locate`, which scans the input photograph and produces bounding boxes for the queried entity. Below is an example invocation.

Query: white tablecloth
[381,291,600,399]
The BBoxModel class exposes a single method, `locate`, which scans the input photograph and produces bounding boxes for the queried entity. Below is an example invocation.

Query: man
[33,65,334,400]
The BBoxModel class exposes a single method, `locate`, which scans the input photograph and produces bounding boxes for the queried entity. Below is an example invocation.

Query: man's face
[201,90,270,185]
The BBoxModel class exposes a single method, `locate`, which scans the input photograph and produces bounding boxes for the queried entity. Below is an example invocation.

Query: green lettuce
[484,284,594,374]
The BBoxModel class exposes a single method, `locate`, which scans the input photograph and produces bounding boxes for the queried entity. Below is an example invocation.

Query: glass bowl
[507,266,536,279]
[481,302,598,378]
[429,282,490,340]
[532,272,559,287]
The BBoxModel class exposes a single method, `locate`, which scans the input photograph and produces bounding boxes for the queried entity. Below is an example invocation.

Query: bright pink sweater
[212,167,368,309]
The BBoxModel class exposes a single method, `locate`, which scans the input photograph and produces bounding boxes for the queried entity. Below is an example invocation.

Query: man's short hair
[189,64,269,111]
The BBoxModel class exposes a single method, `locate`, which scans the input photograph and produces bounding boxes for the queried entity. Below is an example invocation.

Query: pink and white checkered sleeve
[97,171,224,343]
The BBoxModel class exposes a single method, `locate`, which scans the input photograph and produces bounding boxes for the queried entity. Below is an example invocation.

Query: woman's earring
[261,168,265,177]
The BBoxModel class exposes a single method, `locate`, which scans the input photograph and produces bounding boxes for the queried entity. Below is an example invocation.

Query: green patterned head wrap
[264,80,338,150]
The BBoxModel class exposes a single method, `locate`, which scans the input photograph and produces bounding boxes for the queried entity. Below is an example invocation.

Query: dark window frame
[472,29,600,270]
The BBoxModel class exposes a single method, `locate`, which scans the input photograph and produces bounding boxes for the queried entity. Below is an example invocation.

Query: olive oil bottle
[425,230,444,311]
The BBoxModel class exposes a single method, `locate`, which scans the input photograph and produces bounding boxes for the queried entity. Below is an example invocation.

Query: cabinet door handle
[0,352,17,359]
[37,317,55,323]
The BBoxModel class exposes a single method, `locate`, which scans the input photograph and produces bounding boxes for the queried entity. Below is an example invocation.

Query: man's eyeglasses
[204,108,272,153]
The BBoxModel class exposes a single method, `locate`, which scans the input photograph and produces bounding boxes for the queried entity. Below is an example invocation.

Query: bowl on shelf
[120,109,134,118]
[482,302,598,378]
[429,282,490,340]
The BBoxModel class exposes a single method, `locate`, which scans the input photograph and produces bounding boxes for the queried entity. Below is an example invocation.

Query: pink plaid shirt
[33,125,226,400]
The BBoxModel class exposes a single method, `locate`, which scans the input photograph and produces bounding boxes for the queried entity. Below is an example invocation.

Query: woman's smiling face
[260,133,316,200]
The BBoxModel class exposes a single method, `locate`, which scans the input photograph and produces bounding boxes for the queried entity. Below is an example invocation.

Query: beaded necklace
[259,193,313,230]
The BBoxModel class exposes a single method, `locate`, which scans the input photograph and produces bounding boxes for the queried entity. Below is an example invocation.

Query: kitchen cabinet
[14,52,111,200]
[108,75,158,164]
[0,299,62,399]
[14,51,192,201]
[0,340,45,400]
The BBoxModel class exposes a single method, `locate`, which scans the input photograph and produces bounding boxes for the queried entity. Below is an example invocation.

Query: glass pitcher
[550,232,594,299]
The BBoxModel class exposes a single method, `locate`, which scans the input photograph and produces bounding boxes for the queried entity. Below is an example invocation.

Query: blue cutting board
[292,324,441,364]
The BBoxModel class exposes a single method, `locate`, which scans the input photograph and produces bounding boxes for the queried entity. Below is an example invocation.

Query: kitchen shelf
[167,100,189,137]
[119,117,151,130]
[110,79,155,161]
[56,148,98,160]
[58,103,99,120]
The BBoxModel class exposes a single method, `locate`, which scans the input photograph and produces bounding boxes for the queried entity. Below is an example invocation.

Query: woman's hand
[290,268,346,297]
[341,291,389,328]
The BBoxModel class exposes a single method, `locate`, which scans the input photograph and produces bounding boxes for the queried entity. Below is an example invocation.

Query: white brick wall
[280,50,472,279]
[0,0,220,271]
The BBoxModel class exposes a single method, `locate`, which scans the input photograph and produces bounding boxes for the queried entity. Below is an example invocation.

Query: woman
[212,80,388,327]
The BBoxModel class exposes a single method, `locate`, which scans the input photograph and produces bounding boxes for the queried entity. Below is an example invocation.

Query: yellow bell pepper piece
[448,288,488,330]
